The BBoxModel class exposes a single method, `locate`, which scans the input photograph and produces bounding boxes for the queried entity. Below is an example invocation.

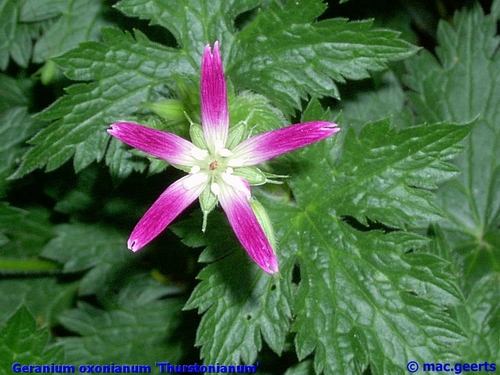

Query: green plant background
[0,0,498,374]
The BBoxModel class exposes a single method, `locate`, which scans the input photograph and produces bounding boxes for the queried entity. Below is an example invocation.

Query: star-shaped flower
[108,42,339,274]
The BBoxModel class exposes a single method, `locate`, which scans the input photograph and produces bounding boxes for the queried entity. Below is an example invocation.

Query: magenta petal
[230,121,340,166]
[108,122,198,165]
[201,42,229,149]
[218,178,279,274]
[128,174,207,251]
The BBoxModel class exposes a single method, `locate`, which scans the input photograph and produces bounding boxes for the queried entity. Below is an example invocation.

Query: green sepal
[226,121,248,150]
[232,167,267,185]
[263,172,289,184]
[140,99,185,122]
[249,197,276,250]
[199,185,218,232]
[190,123,208,150]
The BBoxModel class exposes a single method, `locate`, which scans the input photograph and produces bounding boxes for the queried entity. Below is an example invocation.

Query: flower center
[205,150,229,178]
[190,144,234,196]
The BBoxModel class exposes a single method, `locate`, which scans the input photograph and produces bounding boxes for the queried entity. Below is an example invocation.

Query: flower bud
[40,60,57,85]
[141,99,185,122]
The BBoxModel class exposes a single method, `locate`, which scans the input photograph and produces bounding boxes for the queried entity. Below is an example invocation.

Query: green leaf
[40,223,132,296]
[260,125,467,373]
[59,299,183,365]
[333,71,412,131]
[287,220,464,374]
[101,270,182,311]
[28,0,107,63]
[281,118,468,371]
[19,0,68,22]
[454,274,500,363]
[118,0,416,116]
[229,1,419,113]
[229,90,286,133]
[0,204,54,259]
[181,212,293,364]
[336,119,473,228]
[0,278,76,326]
[105,137,148,180]
[11,28,193,178]
[0,0,32,69]
[179,117,468,372]
[0,74,32,112]
[0,305,63,367]
[15,0,418,178]
[284,360,315,375]
[0,202,58,278]
[115,0,260,54]
[424,223,460,279]
[405,1,500,289]
[0,107,38,197]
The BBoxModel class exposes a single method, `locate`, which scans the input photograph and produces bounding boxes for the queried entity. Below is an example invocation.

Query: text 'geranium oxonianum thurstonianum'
[107,42,339,274]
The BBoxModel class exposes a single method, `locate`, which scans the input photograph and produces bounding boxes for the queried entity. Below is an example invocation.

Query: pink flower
[108,42,339,274]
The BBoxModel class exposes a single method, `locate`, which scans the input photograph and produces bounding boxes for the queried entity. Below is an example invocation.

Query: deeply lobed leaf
[0,204,54,258]
[179,211,293,364]
[116,0,260,57]
[335,119,473,228]
[454,275,500,363]
[59,299,183,365]
[230,11,419,113]
[180,117,469,372]
[2,1,483,372]
[0,108,38,198]
[11,28,193,178]
[405,0,500,288]
[28,0,107,63]
[0,0,32,69]
[263,121,468,373]
[41,223,132,296]
[0,305,63,367]
[12,0,417,179]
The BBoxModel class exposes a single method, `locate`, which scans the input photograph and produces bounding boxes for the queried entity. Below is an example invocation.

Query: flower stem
[0,258,61,275]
